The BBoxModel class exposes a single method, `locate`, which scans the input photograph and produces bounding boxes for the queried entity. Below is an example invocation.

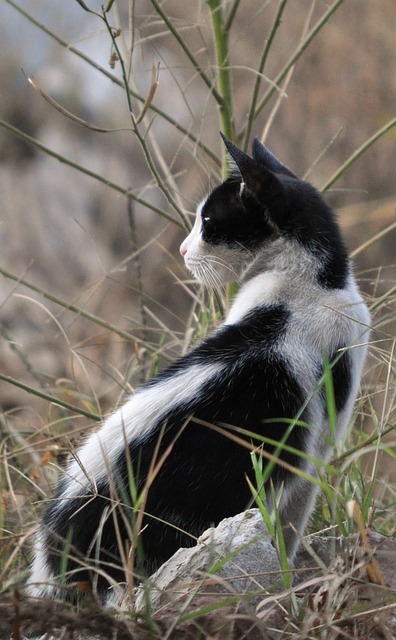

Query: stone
[132,509,284,612]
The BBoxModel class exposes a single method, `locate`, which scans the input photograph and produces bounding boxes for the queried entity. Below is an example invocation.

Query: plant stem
[101,11,190,229]
[0,265,134,344]
[0,323,46,389]
[127,198,149,383]
[351,219,396,259]
[206,0,234,175]
[150,0,223,105]
[224,0,241,32]
[0,119,183,228]
[0,373,101,421]
[4,0,219,167]
[240,0,346,135]
[321,118,396,192]
[243,0,289,150]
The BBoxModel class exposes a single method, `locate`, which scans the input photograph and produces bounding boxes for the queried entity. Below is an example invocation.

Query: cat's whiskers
[198,253,240,276]
[188,253,240,289]
[194,261,225,290]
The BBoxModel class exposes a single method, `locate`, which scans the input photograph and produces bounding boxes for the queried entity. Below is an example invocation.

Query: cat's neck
[240,237,318,283]
[225,238,338,326]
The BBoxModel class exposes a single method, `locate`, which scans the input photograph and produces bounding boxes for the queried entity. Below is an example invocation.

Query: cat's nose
[179,241,187,257]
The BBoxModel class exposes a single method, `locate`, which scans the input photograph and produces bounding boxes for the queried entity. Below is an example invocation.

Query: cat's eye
[202,216,210,226]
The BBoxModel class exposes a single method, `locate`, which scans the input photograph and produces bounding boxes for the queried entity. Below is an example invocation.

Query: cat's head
[180,135,347,289]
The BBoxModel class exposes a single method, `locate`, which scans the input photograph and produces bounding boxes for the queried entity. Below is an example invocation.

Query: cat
[27,134,370,604]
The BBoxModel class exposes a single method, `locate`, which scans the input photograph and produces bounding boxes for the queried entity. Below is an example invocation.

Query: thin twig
[243,0,289,150]
[0,264,135,344]
[224,0,241,32]
[0,322,46,389]
[240,0,347,134]
[127,198,149,383]
[351,217,396,258]
[0,119,183,228]
[150,0,223,105]
[101,10,190,228]
[0,373,101,421]
[134,60,160,124]
[26,74,129,133]
[321,118,396,192]
[4,0,219,166]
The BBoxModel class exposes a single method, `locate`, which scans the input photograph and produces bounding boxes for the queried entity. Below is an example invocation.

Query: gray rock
[132,509,284,612]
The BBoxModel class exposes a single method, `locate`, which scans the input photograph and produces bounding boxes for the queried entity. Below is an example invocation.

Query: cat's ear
[220,133,257,180]
[252,138,297,179]
[220,133,286,226]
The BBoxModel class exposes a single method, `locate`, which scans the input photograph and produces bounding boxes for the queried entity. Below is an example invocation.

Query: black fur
[42,304,308,591]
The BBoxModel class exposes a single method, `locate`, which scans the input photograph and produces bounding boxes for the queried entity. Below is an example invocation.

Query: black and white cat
[28,135,370,603]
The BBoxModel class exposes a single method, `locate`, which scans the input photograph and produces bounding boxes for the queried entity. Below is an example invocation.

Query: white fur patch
[179,201,203,258]
[225,272,283,325]
[57,363,223,503]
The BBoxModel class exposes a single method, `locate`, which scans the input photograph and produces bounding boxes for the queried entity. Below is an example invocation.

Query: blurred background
[0,0,395,441]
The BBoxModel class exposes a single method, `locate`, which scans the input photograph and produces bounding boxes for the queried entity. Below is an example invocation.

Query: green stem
[224,0,241,32]
[321,118,396,192]
[206,0,234,175]
[243,0,289,150]
[0,373,101,421]
[150,0,223,105]
[0,119,183,228]
[4,0,219,167]
[240,0,346,134]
